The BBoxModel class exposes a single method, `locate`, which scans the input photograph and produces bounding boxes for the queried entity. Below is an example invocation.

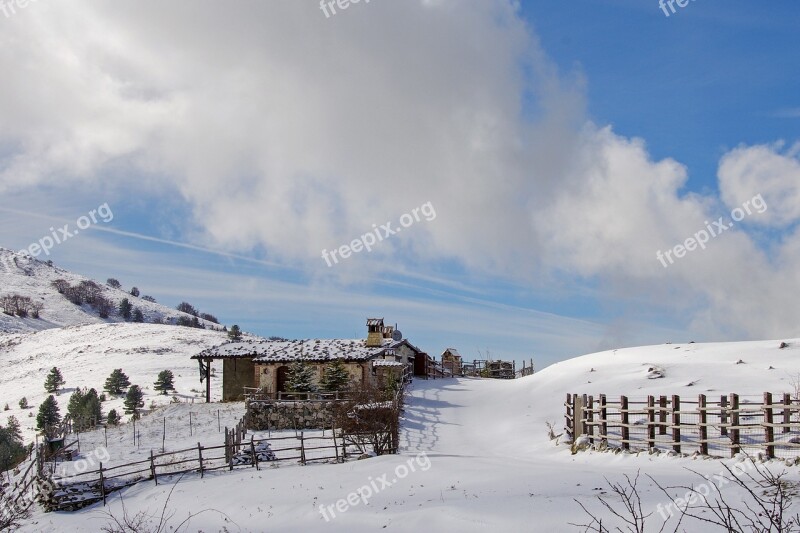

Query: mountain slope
[0,248,217,334]
[0,323,230,444]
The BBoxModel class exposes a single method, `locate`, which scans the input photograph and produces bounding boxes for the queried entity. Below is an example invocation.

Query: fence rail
[565,392,800,459]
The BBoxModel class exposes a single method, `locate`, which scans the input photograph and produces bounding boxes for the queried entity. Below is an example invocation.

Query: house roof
[366,318,384,327]
[193,337,415,363]
[443,347,461,357]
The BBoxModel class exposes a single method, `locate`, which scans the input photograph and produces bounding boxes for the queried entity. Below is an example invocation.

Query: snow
[0,323,229,444]
[5,322,800,531]
[0,248,217,334]
[197,337,396,362]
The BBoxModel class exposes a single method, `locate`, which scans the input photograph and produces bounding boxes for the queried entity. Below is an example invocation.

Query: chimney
[366,318,385,347]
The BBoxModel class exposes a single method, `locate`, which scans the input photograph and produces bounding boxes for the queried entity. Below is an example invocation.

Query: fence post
[150,450,157,485]
[659,396,668,435]
[586,395,594,445]
[99,462,106,506]
[333,431,340,463]
[251,436,259,471]
[720,395,728,436]
[698,394,708,456]
[764,392,775,459]
[783,393,791,434]
[671,395,681,454]
[620,396,630,451]
[647,396,655,451]
[300,431,306,465]
[730,393,740,457]
[198,442,204,478]
[564,393,575,440]
[581,394,589,436]
[599,394,608,446]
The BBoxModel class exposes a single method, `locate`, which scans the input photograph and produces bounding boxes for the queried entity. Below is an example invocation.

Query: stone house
[193,318,422,401]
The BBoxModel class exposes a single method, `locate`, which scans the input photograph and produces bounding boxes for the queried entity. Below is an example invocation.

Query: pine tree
[0,419,25,472]
[320,359,351,392]
[228,325,242,341]
[18,397,28,409]
[104,369,131,395]
[132,308,144,322]
[5,416,21,441]
[106,278,121,289]
[36,395,61,432]
[287,360,317,393]
[123,385,144,420]
[118,298,132,320]
[107,409,120,426]
[68,388,102,430]
[67,389,85,420]
[44,367,65,393]
[153,370,175,395]
[129,287,140,297]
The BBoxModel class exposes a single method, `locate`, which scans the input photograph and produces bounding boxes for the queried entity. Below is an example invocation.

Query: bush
[142,295,157,303]
[106,278,121,289]
[130,287,140,297]
[18,397,28,409]
[176,302,198,316]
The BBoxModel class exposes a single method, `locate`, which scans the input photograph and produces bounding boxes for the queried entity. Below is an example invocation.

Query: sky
[1,0,799,369]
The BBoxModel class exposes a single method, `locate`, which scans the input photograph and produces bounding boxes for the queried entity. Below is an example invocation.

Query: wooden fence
[45,429,346,511]
[565,392,800,459]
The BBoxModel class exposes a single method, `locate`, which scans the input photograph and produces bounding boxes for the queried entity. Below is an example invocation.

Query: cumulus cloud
[0,0,798,341]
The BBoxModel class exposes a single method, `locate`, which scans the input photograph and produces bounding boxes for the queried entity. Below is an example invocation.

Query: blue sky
[1,1,799,369]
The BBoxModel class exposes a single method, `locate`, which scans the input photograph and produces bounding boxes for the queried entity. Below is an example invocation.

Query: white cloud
[0,0,798,344]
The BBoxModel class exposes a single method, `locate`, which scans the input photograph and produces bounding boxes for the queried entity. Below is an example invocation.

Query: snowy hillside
[14,337,800,532]
[0,323,229,444]
[0,248,218,334]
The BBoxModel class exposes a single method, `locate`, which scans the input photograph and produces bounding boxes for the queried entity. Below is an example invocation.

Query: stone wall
[247,401,338,430]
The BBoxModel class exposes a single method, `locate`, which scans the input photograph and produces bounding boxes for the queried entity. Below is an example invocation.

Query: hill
[0,323,230,444]
[0,248,219,334]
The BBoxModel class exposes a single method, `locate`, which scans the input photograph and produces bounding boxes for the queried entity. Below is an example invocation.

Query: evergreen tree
[153,370,175,395]
[67,389,84,419]
[129,287,140,297]
[18,397,28,409]
[228,325,242,341]
[5,416,21,441]
[104,369,131,395]
[68,388,102,430]
[36,395,61,432]
[320,359,352,392]
[44,367,65,393]
[132,308,144,322]
[107,409,120,426]
[118,298,132,320]
[287,360,317,393]
[123,385,144,420]
[0,419,25,472]
[106,278,121,289]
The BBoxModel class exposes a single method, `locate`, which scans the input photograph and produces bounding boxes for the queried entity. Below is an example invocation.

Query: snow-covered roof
[194,337,399,362]
[443,347,461,357]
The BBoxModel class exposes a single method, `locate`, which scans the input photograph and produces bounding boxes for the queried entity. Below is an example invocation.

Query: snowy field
[0,323,229,444]
[8,337,800,532]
